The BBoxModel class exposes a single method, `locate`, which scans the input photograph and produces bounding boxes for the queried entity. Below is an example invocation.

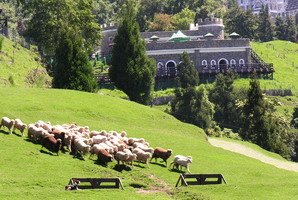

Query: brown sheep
[150,147,173,166]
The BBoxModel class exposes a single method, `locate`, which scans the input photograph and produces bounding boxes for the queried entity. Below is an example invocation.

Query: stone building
[100,18,273,80]
[237,0,298,17]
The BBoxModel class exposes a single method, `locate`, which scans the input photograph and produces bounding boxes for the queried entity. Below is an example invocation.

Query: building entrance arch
[218,58,228,72]
[166,60,177,77]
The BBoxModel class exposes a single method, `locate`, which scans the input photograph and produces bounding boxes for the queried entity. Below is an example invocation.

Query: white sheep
[0,117,15,134]
[132,148,152,167]
[170,155,193,173]
[13,119,27,136]
[114,151,130,165]
[123,149,137,166]
[27,125,48,142]
[92,135,107,144]
[73,139,91,160]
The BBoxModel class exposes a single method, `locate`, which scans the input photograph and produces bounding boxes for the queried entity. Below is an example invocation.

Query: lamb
[150,147,173,166]
[132,148,152,167]
[169,155,192,173]
[13,119,27,136]
[114,151,129,165]
[128,138,145,146]
[0,117,15,134]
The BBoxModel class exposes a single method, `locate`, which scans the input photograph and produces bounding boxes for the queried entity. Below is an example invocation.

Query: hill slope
[0,36,51,87]
[235,40,298,95]
[0,87,297,200]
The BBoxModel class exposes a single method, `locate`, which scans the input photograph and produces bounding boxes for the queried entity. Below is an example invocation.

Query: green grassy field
[0,87,297,200]
[0,37,51,87]
[235,40,298,95]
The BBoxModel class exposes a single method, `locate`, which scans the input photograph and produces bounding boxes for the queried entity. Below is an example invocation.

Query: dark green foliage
[176,52,199,88]
[209,72,241,130]
[275,16,286,40]
[284,16,297,42]
[52,29,97,92]
[241,76,290,158]
[224,6,258,39]
[292,107,298,129]
[21,0,101,55]
[171,86,214,130]
[109,0,156,105]
[0,36,3,51]
[257,5,274,42]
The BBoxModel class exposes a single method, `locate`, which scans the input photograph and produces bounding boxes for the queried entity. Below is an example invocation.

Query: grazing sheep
[123,149,137,166]
[114,151,129,165]
[97,148,113,165]
[91,135,107,144]
[13,119,27,136]
[27,125,48,142]
[41,136,62,156]
[73,139,91,160]
[150,147,173,166]
[169,155,192,173]
[132,148,152,167]
[0,117,15,134]
[128,138,145,146]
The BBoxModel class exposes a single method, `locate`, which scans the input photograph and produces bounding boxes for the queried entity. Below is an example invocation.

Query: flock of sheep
[0,116,193,173]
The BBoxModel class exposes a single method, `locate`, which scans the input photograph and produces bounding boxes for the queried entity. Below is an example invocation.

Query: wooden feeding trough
[68,178,124,190]
[175,174,227,187]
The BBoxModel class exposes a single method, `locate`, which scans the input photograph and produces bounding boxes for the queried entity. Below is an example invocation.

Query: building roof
[169,31,190,42]
[287,0,298,11]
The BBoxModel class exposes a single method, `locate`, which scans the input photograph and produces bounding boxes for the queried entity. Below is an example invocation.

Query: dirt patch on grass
[208,138,298,172]
[136,173,174,196]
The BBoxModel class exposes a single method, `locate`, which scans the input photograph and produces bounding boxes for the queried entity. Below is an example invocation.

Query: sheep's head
[167,149,173,154]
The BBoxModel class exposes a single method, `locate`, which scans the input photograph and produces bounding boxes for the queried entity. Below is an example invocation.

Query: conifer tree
[52,29,97,92]
[257,5,274,42]
[275,16,286,40]
[176,52,199,88]
[109,0,156,105]
[284,16,297,42]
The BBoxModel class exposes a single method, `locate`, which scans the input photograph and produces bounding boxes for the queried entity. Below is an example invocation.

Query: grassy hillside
[0,36,51,87]
[235,40,298,95]
[0,87,297,200]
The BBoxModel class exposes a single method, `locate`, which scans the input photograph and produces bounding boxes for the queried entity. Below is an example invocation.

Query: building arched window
[230,59,236,67]
[166,60,177,77]
[239,59,245,67]
[202,60,207,68]
[157,62,166,77]
[211,60,216,68]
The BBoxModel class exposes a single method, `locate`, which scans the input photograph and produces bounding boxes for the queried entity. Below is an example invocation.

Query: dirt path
[208,138,298,172]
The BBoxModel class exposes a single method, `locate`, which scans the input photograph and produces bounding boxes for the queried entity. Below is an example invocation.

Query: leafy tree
[172,8,195,30]
[93,0,117,24]
[52,28,97,92]
[109,0,156,105]
[224,6,258,39]
[192,86,215,129]
[195,0,227,20]
[209,72,240,130]
[257,4,274,42]
[176,52,199,88]
[148,13,174,31]
[20,0,101,54]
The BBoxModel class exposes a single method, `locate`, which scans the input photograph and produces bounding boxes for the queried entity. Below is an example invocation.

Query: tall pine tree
[284,16,296,42]
[275,16,286,40]
[52,29,97,92]
[257,5,274,42]
[176,52,199,89]
[109,0,156,105]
